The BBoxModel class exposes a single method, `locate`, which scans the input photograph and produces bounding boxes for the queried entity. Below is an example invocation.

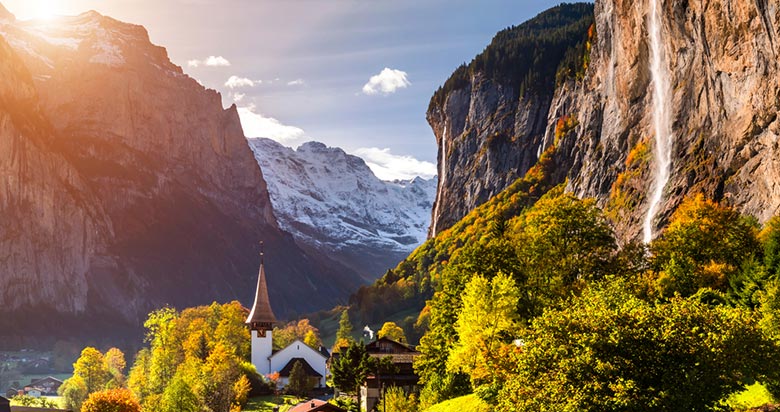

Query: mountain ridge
[248,137,436,278]
[0,9,365,344]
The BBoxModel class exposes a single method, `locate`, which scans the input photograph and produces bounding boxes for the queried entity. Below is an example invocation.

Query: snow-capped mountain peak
[248,137,437,277]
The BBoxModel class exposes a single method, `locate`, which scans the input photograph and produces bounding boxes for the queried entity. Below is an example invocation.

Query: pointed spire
[246,241,276,330]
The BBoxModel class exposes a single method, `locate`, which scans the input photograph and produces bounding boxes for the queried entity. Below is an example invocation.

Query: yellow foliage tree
[81,388,141,412]
[377,322,407,343]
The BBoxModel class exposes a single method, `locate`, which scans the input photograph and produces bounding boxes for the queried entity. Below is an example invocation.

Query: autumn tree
[414,232,522,409]
[378,386,418,412]
[81,388,141,412]
[61,347,117,411]
[651,194,760,297]
[273,319,321,350]
[104,348,126,388]
[447,272,520,395]
[303,330,321,348]
[127,302,259,412]
[75,348,111,394]
[377,322,406,343]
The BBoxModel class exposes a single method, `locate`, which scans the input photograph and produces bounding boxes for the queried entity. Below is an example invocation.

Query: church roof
[279,358,323,378]
[245,262,276,327]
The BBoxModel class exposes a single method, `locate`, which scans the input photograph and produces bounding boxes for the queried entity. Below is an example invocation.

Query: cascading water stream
[643,0,674,244]
[431,121,448,237]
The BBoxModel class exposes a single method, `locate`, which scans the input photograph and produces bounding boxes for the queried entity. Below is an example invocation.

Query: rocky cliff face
[427,4,594,236]
[0,9,362,343]
[248,138,436,278]
[430,0,780,242]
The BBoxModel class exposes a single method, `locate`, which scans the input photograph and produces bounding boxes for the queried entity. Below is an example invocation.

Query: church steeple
[246,242,276,335]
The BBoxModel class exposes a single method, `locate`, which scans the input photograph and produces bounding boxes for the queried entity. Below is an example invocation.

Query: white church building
[246,257,330,388]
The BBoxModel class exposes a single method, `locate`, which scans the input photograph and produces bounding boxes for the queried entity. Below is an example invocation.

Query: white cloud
[232,92,246,102]
[287,79,305,86]
[225,75,257,89]
[237,105,306,144]
[362,68,411,95]
[352,147,436,181]
[187,55,231,68]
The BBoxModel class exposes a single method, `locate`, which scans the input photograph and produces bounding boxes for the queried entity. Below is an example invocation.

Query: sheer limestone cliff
[0,9,363,342]
[429,0,780,242]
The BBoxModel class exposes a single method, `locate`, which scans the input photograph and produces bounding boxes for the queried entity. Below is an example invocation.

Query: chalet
[246,252,330,390]
[24,377,63,396]
[0,396,9,412]
[25,389,41,398]
[288,399,347,412]
[360,337,421,412]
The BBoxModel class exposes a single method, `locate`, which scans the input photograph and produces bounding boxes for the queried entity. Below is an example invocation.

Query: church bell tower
[246,243,276,376]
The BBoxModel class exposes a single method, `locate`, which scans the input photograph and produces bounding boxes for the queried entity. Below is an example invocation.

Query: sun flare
[24,0,59,21]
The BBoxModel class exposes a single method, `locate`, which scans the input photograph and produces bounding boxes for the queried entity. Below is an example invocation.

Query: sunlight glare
[25,0,59,21]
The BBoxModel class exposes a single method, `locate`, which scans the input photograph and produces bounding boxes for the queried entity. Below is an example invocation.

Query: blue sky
[3,0,565,179]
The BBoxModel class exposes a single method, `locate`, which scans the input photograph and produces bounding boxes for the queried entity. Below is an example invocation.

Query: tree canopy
[496,279,780,411]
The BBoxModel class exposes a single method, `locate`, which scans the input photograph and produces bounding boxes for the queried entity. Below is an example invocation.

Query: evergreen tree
[331,341,373,407]
[286,361,310,397]
[336,310,353,341]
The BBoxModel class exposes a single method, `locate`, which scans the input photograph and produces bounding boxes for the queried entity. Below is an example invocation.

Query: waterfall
[643,0,673,244]
[431,121,448,237]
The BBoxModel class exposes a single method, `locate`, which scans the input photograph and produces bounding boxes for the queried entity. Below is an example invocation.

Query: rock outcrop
[430,0,780,242]
[248,138,436,278]
[0,10,363,343]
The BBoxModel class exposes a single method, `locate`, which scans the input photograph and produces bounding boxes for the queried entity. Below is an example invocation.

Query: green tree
[761,216,780,277]
[60,375,88,412]
[286,360,310,397]
[332,309,355,353]
[514,191,616,315]
[160,373,200,412]
[331,341,373,407]
[377,322,407,343]
[126,349,151,406]
[497,278,780,411]
[81,388,141,412]
[447,273,520,392]
[336,310,353,341]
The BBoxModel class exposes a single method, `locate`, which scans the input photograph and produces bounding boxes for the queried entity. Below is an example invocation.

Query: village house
[360,337,421,412]
[24,377,63,397]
